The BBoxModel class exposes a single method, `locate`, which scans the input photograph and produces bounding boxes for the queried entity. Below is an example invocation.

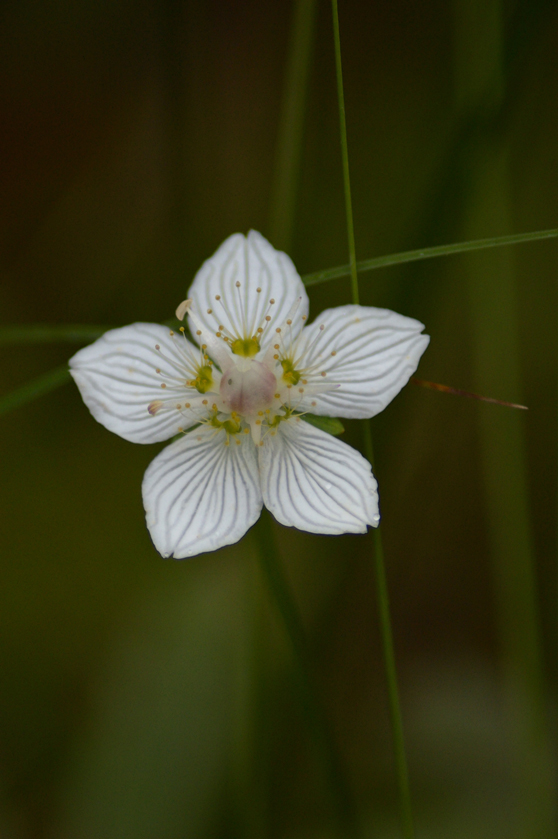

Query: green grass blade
[0,325,111,345]
[0,365,71,417]
[255,512,360,835]
[268,0,318,252]
[455,0,556,834]
[301,227,558,287]
[331,3,415,837]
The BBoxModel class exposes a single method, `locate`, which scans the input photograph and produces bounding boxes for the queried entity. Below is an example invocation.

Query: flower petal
[142,427,262,558]
[187,231,309,353]
[259,418,379,534]
[294,304,429,418]
[69,323,205,444]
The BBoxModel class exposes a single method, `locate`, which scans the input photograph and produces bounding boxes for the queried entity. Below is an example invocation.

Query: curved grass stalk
[0,325,112,345]
[256,512,360,835]
[268,0,318,253]
[0,364,71,416]
[454,1,556,834]
[331,2,414,837]
[301,227,558,287]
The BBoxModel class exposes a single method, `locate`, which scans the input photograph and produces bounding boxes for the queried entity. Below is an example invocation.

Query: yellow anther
[155,344,160,350]
[161,383,166,389]
[179,326,185,333]
[331,350,337,356]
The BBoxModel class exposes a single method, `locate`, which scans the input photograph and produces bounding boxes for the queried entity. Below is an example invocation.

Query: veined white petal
[259,419,379,534]
[187,231,309,353]
[294,305,429,418]
[69,323,207,444]
[142,427,262,558]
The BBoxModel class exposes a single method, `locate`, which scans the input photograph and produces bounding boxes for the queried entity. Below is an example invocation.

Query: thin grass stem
[269,0,318,252]
[301,227,558,287]
[0,365,71,416]
[331,0,358,306]
[0,325,112,345]
[255,512,360,835]
[454,0,556,834]
[331,3,414,837]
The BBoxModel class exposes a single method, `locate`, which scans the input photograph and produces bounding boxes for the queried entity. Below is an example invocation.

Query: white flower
[70,231,429,558]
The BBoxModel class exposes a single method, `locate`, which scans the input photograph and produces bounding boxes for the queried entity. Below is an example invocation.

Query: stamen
[148,400,163,415]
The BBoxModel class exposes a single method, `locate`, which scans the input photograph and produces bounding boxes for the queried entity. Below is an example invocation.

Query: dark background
[1,1,557,837]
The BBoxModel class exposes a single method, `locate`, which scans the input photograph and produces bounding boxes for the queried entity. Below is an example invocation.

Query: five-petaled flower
[70,231,429,558]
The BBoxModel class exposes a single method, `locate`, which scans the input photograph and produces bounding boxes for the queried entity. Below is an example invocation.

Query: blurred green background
[1,1,557,837]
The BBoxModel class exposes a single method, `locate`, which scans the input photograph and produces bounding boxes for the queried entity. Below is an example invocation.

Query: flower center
[190,364,214,393]
[280,358,301,386]
[219,359,277,417]
[230,337,260,358]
